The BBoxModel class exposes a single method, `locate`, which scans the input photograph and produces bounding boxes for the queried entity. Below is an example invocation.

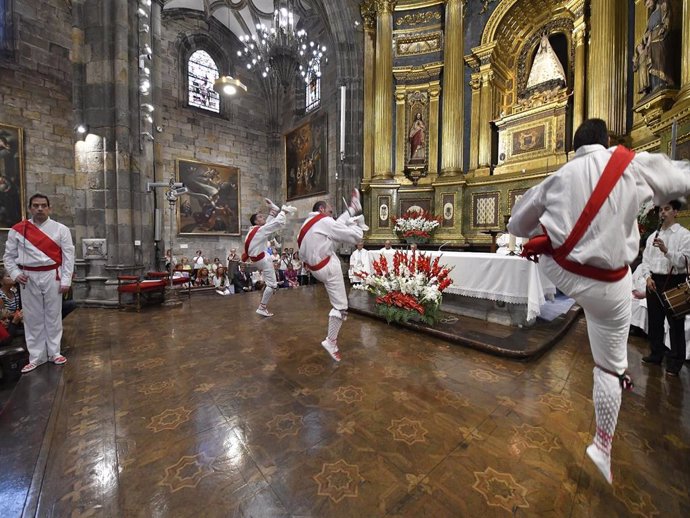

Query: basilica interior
[1,0,690,516]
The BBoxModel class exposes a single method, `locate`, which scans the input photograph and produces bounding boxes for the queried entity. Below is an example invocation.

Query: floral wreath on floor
[355,250,453,325]
[392,209,442,242]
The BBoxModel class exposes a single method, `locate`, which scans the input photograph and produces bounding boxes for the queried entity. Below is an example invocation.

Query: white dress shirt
[638,223,690,278]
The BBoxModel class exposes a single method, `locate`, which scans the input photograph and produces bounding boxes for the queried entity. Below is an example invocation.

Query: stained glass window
[188,50,220,113]
[305,68,320,113]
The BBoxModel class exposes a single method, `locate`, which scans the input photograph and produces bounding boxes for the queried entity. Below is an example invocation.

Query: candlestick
[508,233,516,253]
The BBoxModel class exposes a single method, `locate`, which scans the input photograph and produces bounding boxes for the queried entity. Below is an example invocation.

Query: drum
[662,280,690,318]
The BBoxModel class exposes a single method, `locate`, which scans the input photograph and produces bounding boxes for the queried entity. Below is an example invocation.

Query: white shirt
[349,248,371,280]
[3,217,75,287]
[244,212,287,258]
[638,223,690,278]
[509,145,690,270]
[299,212,363,267]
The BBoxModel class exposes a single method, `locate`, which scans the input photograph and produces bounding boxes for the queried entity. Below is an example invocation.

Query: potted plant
[354,250,453,325]
[392,209,442,244]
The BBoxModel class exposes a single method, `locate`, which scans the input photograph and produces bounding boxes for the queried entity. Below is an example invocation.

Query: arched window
[187,50,220,113]
[305,66,321,113]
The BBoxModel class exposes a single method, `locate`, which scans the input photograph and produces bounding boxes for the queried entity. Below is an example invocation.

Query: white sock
[589,367,621,482]
[327,315,343,343]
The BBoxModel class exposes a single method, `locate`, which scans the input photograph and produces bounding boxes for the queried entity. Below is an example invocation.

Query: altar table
[370,250,557,324]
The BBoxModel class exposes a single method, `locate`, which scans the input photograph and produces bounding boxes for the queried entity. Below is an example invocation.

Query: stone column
[587,0,628,135]
[677,0,690,103]
[373,0,395,180]
[572,16,586,132]
[440,0,464,176]
[361,2,376,183]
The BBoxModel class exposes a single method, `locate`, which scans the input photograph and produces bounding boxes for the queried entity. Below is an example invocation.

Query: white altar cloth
[370,250,557,323]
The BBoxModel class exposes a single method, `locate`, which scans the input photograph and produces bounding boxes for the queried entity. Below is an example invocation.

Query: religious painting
[285,114,328,202]
[400,198,432,216]
[472,192,500,228]
[512,125,546,156]
[671,135,690,161]
[176,159,240,236]
[407,91,428,168]
[378,195,390,228]
[0,123,25,230]
[441,193,455,228]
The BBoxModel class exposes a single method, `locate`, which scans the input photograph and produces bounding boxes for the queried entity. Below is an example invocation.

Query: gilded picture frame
[0,123,26,230]
[285,114,328,202]
[176,158,241,236]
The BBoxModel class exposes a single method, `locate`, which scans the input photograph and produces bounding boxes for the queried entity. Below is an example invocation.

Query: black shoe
[641,355,662,365]
[665,369,680,377]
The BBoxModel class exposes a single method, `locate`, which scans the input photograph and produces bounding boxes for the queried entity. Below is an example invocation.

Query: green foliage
[375,301,441,326]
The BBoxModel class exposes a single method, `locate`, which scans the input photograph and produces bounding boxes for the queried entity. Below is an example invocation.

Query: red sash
[303,256,331,272]
[297,214,329,248]
[11,220,63,267]
[241,226,265,263]
[521,146,635,282]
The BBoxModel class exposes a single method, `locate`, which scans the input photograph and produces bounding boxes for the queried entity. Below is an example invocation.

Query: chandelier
[237,0,326,92]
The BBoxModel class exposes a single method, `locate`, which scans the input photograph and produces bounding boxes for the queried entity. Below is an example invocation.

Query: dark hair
[669,200,682,211]
[313,201,327,212]
[250,213,259,225]
[573,119,609,151]
[29,193,50,207]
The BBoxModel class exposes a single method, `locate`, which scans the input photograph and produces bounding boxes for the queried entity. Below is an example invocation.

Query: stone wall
[0,0,74,244]
[157,13,271,264]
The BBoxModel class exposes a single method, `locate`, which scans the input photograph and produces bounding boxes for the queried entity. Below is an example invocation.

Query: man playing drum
[637,200,690,376]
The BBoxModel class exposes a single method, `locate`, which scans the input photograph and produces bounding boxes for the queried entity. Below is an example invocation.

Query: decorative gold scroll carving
[395,11,442,27]
[395,32,443,57]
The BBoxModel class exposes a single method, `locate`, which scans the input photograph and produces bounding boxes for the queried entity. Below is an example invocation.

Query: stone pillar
[572,16,587,132]
[677,0,690,103]
[440,0,464,176]
[373,0,395,180]
[361,2,376,184]
[587,0,628,135]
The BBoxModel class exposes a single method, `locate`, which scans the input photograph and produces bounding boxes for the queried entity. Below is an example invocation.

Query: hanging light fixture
[237,0,326,92]
[213,76,248,97]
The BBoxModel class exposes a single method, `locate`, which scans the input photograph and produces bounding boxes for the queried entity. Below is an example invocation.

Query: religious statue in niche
[633,0,675,95]
[408,111,426,163]
[525,33,566,92]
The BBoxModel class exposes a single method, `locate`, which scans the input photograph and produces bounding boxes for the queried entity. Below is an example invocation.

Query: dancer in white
[243,198,296,317]
[3,193,75,373]
[509,119,690,485]
[299,190,368,361]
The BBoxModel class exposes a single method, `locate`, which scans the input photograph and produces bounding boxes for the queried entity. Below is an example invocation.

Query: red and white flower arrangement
[392,209,442,240]
[355,250,453,325]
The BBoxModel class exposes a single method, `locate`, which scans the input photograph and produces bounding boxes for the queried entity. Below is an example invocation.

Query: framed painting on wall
[378,195,390,228]
[0,123,25,230]
[176,158,240,236]
[285,114,328,202]
[400,198,432,215]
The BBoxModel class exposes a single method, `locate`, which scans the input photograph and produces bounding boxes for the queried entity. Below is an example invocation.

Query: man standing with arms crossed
[509,119,690,485]
[299,190,368,361]
[243,198,296,317]
[3,193,75,373]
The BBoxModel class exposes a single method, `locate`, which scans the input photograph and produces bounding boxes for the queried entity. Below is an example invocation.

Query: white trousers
[312,254,348,311]
[541,256,631,373]
[254,256,278,289]
[20,270,64,365]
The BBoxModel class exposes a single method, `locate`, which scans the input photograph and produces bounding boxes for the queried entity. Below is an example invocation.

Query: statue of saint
[633,0,675,95]
[525,33,566,90]
[408,112,426,162]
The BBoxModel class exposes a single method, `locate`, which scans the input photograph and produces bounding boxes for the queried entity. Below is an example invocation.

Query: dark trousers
[647,273,687,372]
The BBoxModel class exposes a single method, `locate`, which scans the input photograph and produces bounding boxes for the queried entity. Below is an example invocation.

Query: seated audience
[213,266,233,295]
[285,263,299,288]
[0,267,22,346]
[274,261,287,288]
[194,267,211,287]
[233,264,253,293]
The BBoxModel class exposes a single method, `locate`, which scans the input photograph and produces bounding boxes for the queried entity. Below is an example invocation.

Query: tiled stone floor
[9,286,690,517]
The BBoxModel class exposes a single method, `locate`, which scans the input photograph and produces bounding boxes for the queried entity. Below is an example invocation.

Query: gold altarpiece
[360,0,690,248]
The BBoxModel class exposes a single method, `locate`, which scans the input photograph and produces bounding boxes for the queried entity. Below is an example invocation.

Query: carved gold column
[572,16,586,131]
[477,67,493,171]
[440,0,464,176]
[677,0,690,104]
[394,88,406,181]
[428,81,441,179]
[361,2,377,183]
[467,72,481,171]
[373,0,395,180]
[587,0,628,135]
